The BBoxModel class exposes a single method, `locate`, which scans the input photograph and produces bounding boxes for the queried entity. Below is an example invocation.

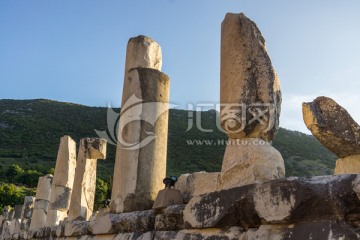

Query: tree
[94,178,110,211]
[5,164,24,183]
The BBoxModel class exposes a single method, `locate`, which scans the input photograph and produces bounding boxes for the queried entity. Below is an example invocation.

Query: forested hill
[0,99,337,181]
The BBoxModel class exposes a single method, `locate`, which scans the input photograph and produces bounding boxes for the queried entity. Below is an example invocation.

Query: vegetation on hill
[0,99,337,210]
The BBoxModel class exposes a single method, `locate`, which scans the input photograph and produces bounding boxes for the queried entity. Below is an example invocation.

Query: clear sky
[1,0,360,133]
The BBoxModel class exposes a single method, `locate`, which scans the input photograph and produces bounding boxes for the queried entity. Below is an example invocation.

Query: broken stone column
[30,174,53,230]
[45,136,76,227]
[20,196,35,230]
[303,96,360,174]
[68,138,107,221]
[110,36,170,213]
[218,13,284,190]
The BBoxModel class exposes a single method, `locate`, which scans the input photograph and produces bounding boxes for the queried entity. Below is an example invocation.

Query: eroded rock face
[220,13,281,142]
[184,175,360,229]
[303,96,360,158]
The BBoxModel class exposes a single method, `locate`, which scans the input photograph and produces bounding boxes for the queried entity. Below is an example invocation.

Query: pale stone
[93,234,116,240]
[174,172,220,203]
[68,138,107,221]
[90,210,155,235]
[46,136,76,227]
[9,219,21,235]
[111,67,170,213]
[34,174,53,200]
[303,96,360,158]
[46,210,67,227]
[253,182,296,222]
[218,138,285,190]
[64,221,91,237]
[220,13,281,141]
[21,196,35,221]
[335,154,360,174]
[30,174,53,230]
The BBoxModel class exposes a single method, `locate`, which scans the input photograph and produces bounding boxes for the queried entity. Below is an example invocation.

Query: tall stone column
[67,138,107,221]
[110,35,170,213]
[218,13,284,190]
[30,174,53,230]
[45,136,77,227]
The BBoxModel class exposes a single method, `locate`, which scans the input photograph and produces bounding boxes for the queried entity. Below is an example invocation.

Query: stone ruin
[0,12,359,240]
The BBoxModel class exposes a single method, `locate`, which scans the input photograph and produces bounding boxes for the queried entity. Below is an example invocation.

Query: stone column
[30,174,53,230]
[67,138,107,221]
[20,196,35,230]
[45,136,77,227]
[110,36,170,213]
[218,13,284,190]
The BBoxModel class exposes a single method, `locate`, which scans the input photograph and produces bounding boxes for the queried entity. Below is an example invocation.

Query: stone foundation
[1,175,359,240]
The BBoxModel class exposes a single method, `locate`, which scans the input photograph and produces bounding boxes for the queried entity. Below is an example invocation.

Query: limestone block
[46,210,67,227]
[55,222,65,237]
[220,13,281,141]
[9,219,21,235]
[21,196,35,220]
[12,205,23,220]
[30,175,53,230]
[35,174,53,200]
[245,222,359,240]
[335,154,360,174]
[51,136,77,188]
[111,67,170,213]
[154,227,243,240]
[30,209,47,230]
[174,172,219,203]
[184,174,360,229]
[93,234,116,240]
[154,205,185,231]
[68,138,107,221]
[218,138,285,190]
[90,210,155,235]
[124,35,162,73]
[49,186,72,211]
[64,221,91,237]
[303,96,360,158]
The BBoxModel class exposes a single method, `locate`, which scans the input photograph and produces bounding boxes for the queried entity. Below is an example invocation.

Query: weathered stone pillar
[303,96,360,174]
[20,196,35,230]
[45,136,76,227]
[218,13,284,190]
[67,138,107,221]
[110,36,170,213]
[30,174,53,230]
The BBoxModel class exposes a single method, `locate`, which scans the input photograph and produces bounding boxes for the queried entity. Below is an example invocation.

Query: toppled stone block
[90,210,155,235]
[155,205,185,231]
[184,175,360,229]
[21,196,35,221]
[220,13,281,142]
[303,96,360,158]
[175,172,219,203]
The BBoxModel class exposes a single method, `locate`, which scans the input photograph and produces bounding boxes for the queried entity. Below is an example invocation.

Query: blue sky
[1,0,360,133]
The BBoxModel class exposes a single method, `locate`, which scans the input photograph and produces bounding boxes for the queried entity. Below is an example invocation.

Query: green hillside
[0,99,337,182]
